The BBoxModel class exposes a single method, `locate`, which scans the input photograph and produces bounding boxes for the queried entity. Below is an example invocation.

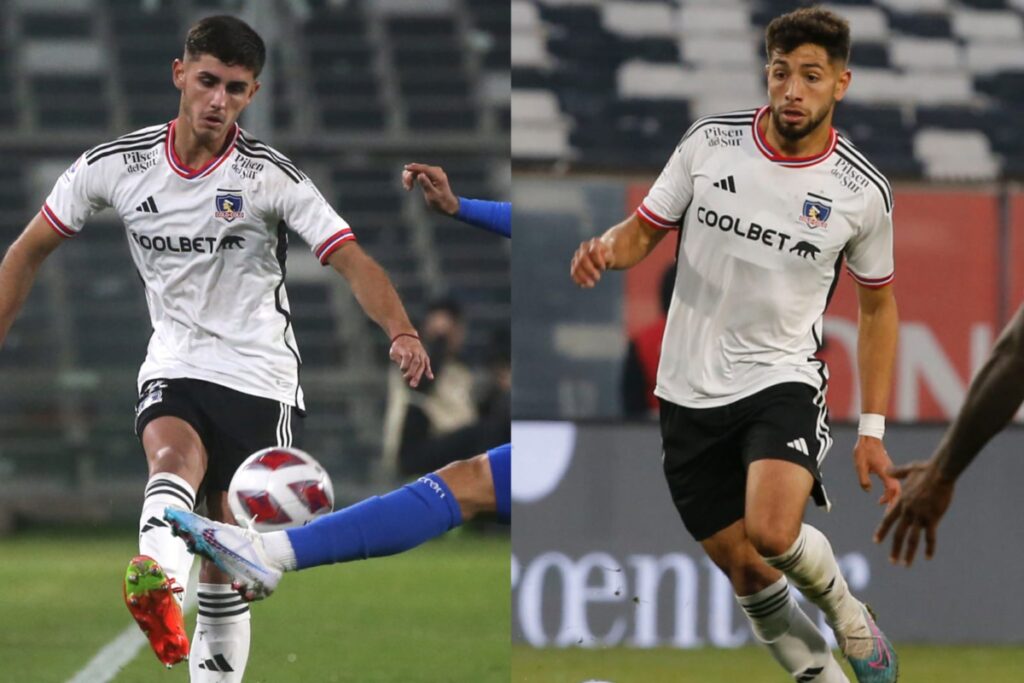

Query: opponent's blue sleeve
[286,474,462,569]
[454,198,511,238]
[488,443,511,524]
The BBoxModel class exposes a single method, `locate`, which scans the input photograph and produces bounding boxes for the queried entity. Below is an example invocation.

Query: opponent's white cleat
[164,508,283,601]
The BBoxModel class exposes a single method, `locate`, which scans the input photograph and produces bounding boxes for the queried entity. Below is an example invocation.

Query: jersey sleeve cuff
[637,202,680,230]
[315,228,356,265]
[847,269,894,288]
[41,203,77,238]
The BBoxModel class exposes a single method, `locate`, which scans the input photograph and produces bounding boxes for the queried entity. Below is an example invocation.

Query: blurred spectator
[383,298,502,476]
[622,264,676,418]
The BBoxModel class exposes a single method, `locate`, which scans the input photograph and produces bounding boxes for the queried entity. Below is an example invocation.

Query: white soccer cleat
[164,508,283,601]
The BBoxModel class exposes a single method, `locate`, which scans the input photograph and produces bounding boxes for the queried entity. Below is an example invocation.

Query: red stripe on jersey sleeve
[847,269,894,289]
[637,203,679,230]
[316,228,356,264]
[41,203,75,238]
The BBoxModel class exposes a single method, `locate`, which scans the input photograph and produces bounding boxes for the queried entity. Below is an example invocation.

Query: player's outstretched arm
[851,282,901,505]
[875,301,1024,565]
[402,162,511,237]
[570,213,667,288]
[402,162,459,216]
[0,213,64,347]
[326,242,433,388]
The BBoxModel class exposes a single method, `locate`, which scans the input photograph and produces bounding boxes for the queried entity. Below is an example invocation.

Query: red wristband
[391,332,420,343]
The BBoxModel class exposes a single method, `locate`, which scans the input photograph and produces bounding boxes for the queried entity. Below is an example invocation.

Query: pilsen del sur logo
[799,192,832,229]
[215,191,245,222]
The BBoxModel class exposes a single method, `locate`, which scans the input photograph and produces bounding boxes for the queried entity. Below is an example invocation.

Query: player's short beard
[771,102,833,142]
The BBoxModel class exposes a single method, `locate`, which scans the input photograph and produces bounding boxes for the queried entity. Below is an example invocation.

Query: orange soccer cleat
[123,555,189,668]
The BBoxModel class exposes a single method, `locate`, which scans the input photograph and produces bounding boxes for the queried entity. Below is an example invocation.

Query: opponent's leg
[166,449,511,600]
[480,443,510,523]
[703,520,849,683]
[746,459,897,682]
[128,416,206,667]
[190,492,250,683]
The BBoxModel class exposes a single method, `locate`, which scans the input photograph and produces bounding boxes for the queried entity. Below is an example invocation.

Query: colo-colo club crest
[799,193,832,229]
[215,192,245,222]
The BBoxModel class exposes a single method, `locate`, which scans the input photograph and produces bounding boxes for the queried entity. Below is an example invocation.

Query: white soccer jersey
[638,106,894,408]
[42,120,356,409]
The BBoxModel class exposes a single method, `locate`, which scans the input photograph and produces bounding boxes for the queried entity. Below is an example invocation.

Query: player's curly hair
[765,7,851,64]
[185,15,266,77]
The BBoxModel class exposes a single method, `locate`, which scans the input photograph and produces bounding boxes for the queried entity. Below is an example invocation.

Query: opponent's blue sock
[454,198,511,238]
[286,474,463,570]
[488,443,511,524]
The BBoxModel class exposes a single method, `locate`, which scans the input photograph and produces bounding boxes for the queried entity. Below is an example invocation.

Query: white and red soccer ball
[228,447,334,532]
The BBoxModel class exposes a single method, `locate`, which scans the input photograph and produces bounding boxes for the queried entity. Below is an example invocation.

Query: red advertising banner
[625,184,1002,421]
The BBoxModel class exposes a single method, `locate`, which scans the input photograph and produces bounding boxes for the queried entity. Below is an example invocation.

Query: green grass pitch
[512,643,1024,682]
[0,527,509,682]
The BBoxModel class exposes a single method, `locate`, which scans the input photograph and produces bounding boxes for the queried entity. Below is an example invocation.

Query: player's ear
[833,66,851,102]
[171,58,185,91]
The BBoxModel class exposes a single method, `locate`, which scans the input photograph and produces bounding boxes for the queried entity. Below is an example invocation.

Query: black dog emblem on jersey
[215,192,245,222]
[790,241,820,260]
[217,235,245,251]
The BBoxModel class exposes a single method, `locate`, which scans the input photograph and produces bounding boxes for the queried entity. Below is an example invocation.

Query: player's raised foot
[123,555,189,668]
[164,507,282,601]
[840,604,899,683]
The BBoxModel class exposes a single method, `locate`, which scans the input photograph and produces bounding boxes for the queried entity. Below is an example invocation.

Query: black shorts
[659,382,831,542]
[135,378,305,492]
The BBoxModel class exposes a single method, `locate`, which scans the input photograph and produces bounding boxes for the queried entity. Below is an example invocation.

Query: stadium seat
[889,37,963,71]
[952,8,1024,41]
[823,4,890,40]
[679,6,752,38]
[965,43,1024,74]
[913,128,1000,180]
[602,2,679,39]
[681,37,758,67]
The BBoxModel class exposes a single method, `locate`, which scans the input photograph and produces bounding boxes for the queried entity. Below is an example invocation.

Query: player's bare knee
[435,454,494,521]
[747,523,799,559]
[708,543,779,594]
[149,445,202,483]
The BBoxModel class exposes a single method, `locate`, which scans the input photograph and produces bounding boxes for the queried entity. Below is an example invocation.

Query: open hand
[873,460,954,566]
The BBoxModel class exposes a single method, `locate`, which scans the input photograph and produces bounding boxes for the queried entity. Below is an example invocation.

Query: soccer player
[571,9,899,683]
[0,16,430,680]
[874,303,1024,566]
[164,163,510,601]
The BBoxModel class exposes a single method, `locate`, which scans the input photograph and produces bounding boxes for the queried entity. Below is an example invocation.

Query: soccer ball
[228,447,335,532]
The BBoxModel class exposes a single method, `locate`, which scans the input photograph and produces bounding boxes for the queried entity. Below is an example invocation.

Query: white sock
[737,577,850,682]
[262,531,297,571]
[190,583,251,683]
[763,525,869,656]
[138,473,196,607]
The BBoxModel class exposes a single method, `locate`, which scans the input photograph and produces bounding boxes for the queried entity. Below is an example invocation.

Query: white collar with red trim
[165,119,240,180]
[752,106,837,168]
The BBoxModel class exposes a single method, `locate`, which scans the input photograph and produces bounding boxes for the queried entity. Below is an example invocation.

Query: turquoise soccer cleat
[164,507,282,601]
[844,605,899,683]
